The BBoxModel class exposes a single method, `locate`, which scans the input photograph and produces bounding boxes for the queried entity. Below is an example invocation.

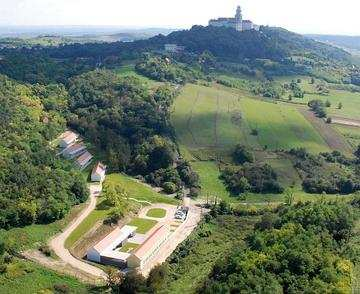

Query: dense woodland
[0,75,88,230]
[200,200,359,293]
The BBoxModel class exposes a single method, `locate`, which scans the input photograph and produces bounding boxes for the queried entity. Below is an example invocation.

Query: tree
[325,100,331,107]
[338,102,343,109]
[147,264,168,291]
[104,184,128,207]
[284,187,295,206]
[232,145,254,164]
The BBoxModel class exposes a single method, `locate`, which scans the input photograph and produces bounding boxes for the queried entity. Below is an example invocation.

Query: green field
[171,83,352,204]
[113,65,161,88]
[275,76,360,120]
[146,208,167,218]
[128,218,157,234]
[239,98,329,153]
[172,84,330,159]
[119,242,139,253]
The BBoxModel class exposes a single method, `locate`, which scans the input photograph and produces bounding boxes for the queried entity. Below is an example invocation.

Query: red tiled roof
[133,225,169,259]
[92,162,106,176]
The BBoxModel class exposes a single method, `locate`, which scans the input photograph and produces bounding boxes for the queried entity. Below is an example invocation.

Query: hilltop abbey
[209,6,259,32]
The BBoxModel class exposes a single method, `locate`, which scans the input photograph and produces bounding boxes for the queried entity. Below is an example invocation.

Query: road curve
[49,183,107,281]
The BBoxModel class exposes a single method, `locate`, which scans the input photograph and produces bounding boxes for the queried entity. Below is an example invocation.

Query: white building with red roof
[127,225,171,270]
[91,162,107,182]
[87,225,137,267]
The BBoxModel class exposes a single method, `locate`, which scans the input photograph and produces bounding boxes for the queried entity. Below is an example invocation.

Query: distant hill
[307,34,360,53]
[151,26,350,63]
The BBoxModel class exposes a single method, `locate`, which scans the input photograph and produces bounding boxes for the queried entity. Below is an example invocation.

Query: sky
[0,0,359,35]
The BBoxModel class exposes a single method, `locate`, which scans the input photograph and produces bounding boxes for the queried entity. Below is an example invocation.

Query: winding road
[49,183,107,281]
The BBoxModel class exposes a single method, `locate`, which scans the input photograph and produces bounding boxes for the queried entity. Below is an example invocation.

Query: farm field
[172,84,330,161]
[275,76,360,120]
[172,83,353,204]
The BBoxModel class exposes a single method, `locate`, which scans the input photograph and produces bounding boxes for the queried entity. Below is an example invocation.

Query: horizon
[1,0,360,36]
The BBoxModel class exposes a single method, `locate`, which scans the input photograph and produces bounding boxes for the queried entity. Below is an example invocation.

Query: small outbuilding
[91,162,107,182]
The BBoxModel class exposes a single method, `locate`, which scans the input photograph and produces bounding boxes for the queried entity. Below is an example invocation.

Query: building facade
[209,6,259,32]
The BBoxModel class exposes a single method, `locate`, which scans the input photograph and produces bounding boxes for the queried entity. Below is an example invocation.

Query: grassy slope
[239,97,329,153]
[172,83,354,204]
[160,215,258,294]
[0,259,89,294]
[334,125,360,149]
[113,65,162,88]
[173,84,329,156]
[275,76,360,120]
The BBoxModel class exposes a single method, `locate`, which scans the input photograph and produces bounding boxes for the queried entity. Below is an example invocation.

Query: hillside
[307,34,360,52]
[154,26,350,63]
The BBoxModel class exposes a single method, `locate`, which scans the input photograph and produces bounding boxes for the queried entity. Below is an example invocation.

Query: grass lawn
[239,98,329,153]
[146,208,167,218]
[113,65,161,88]
[128,218,157,234]
[106,173,178,205]
[119,242,139,253]
[192,161,233,203]
[172,84,329,159]
[0,259,89,294]
[65,197,111,248]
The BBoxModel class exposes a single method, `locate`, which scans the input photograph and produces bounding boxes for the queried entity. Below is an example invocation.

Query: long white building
[209,6,259,32]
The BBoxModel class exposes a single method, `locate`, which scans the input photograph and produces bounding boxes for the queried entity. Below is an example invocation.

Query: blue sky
[0,0,359,35]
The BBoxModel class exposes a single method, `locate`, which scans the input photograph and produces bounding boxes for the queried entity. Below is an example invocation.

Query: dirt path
[49,184,107,281]
[297,107,353,154]
[332,117,360,128]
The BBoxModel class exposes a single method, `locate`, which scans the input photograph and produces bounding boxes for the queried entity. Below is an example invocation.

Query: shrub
[39,245,52,257]
[53,284,70,294]
[162,182,178,194]
[232,145,254,164]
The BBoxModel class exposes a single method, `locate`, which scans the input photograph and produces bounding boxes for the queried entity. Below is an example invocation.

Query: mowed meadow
[171,83,350,203]
[172,83,330,157]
